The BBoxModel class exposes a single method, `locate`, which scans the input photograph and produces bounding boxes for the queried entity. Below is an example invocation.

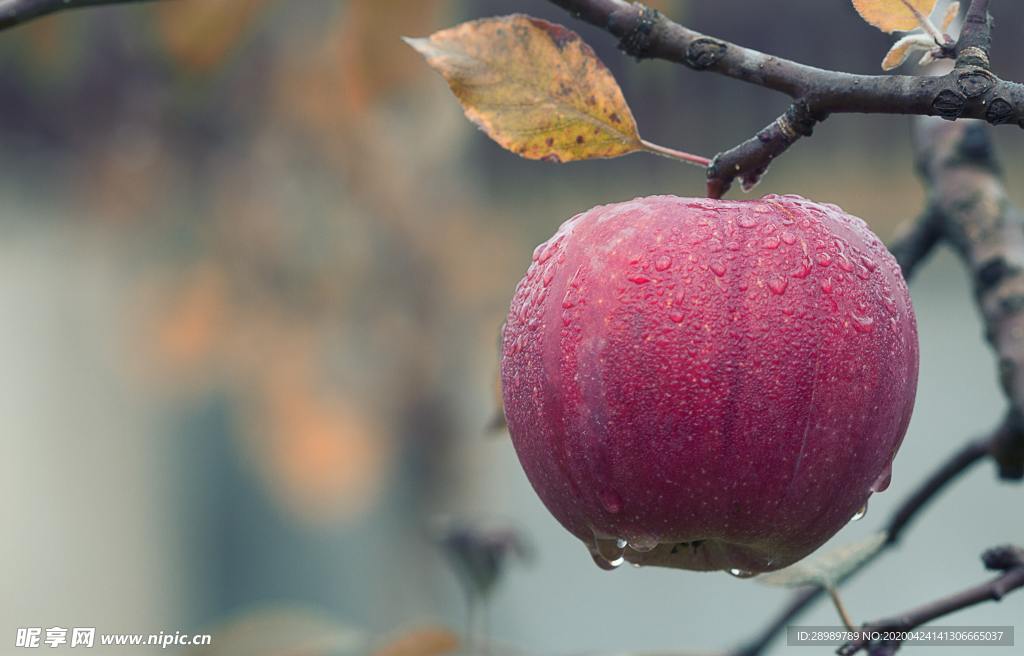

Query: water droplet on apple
[590,551,623,570]
[655,255,672,271]
[589,534,627,570]
[738,215,758,228]
[768,277,788,295]
[728,568,757,578]
[781,231,797,245]
[628,535,658,553]
[790,259,813,279]
[710,261,727,277]
[871,465,893,492]
[669,309,685,323]
[815,252,833,267]
[599,489,624,514]
[850,312,875,334]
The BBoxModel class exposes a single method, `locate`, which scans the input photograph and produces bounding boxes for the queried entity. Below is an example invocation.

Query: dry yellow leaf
[852,0,938,33]
[404,15,645,163]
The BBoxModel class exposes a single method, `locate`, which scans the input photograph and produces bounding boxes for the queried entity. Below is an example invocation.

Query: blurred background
[2,0,1023,654]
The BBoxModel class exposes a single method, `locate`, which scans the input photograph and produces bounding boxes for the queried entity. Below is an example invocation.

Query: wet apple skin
[501,195,919,573]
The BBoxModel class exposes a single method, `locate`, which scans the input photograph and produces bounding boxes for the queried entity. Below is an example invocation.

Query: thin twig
[886,211,941,281]
[0,0,163,31]
[837,546,1024,655]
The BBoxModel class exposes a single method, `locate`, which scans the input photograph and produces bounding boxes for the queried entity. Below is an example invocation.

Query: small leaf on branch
[881,34,934,70]
[756,531,888,588]
[852,0,938,33]
[404,15,707,167]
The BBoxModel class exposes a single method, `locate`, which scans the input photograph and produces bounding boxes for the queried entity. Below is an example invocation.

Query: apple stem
[640,139,712,168]
[827,585,857,631]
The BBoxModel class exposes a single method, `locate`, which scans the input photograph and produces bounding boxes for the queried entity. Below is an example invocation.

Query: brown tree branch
[957,0,993,68]
[0,0,162,31]
[546,0,1022,196]
[837,545,1024,656]
[913,117,1024,479]
[887,210,941,281]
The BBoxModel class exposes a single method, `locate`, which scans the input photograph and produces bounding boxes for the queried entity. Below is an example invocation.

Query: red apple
[500,195,918,574]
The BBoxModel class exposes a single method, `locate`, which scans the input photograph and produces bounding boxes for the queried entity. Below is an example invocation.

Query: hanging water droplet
[590,551,623,570]
[728,568,757,578]
[851,501,868,522]
[871,465,893,493]
[589,533,627,570]
[628,536,659,553]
